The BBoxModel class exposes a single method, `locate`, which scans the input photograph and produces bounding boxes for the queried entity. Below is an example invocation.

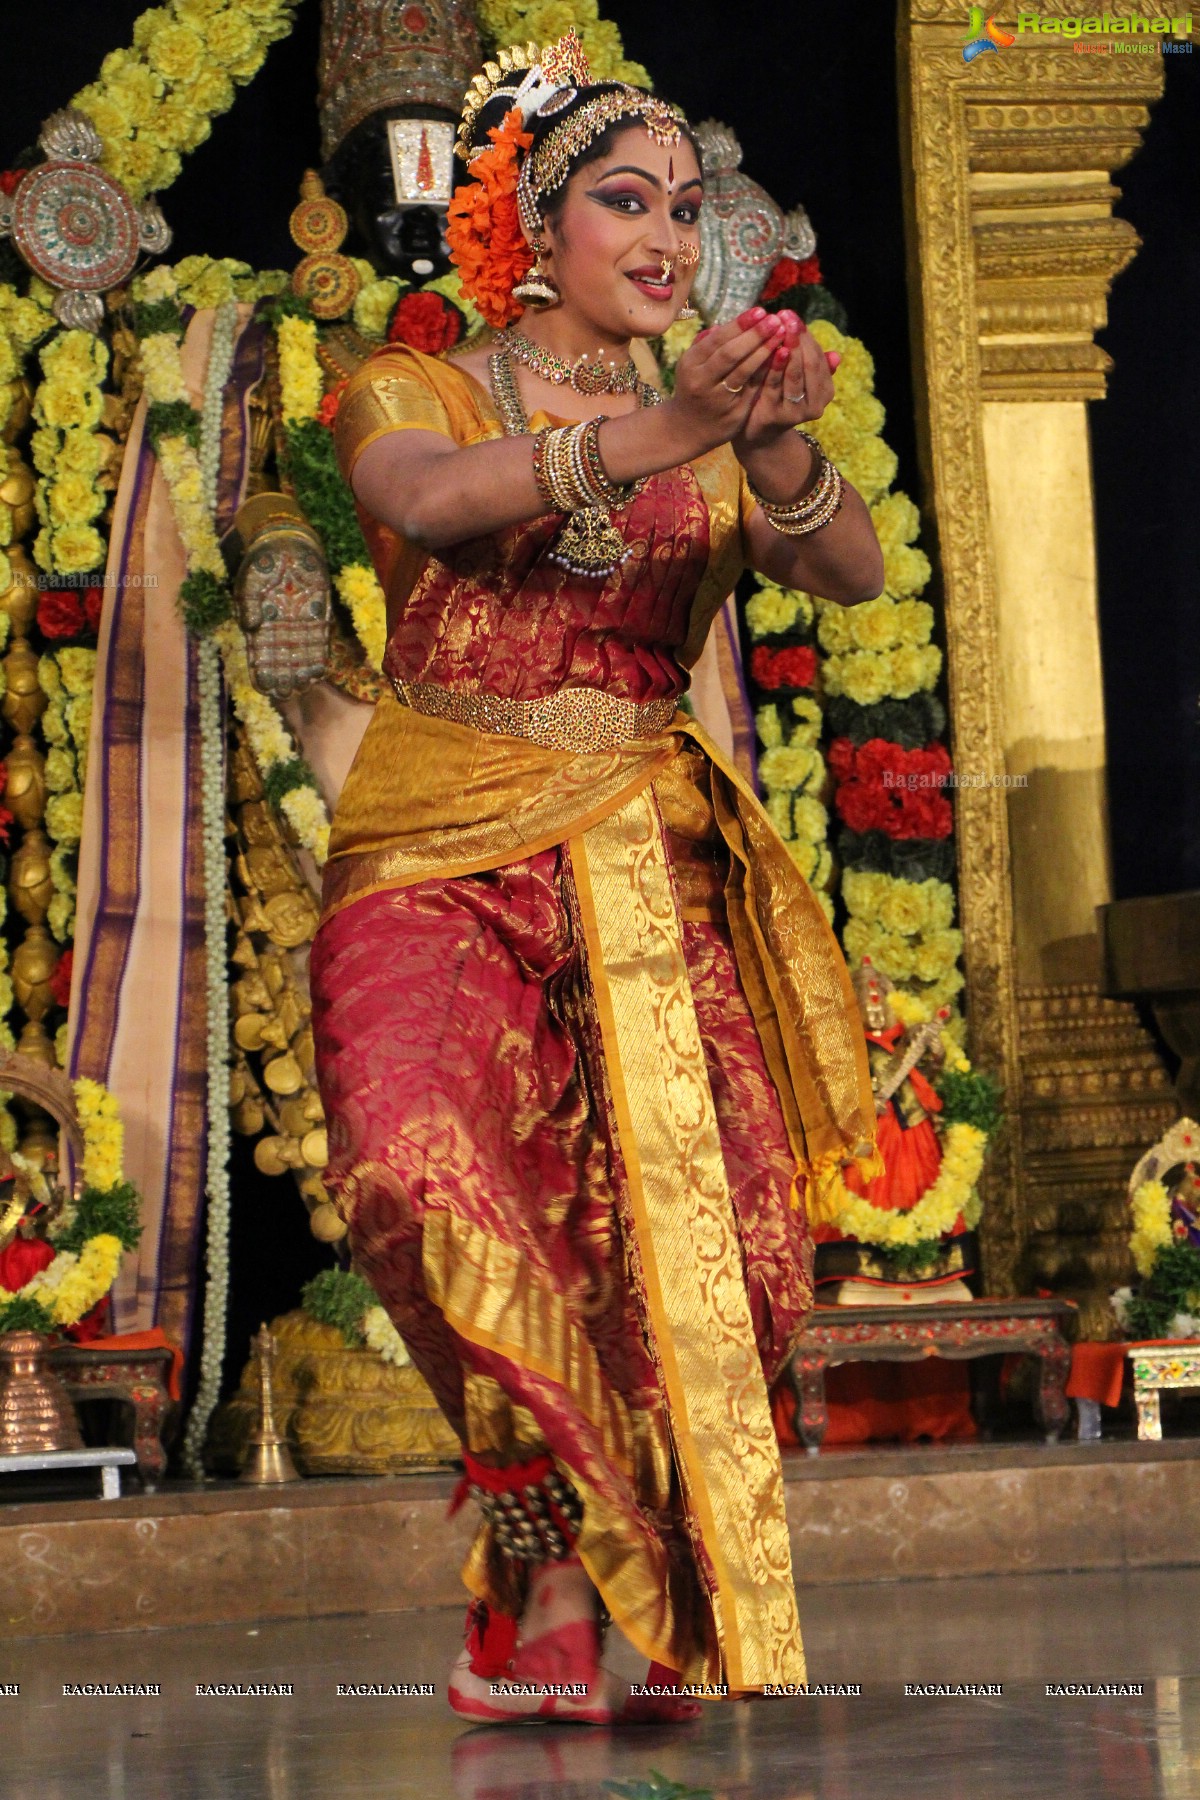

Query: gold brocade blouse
[333,342,757,704]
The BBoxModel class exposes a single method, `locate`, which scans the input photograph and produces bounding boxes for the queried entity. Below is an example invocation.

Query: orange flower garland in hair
[447,108,535,329]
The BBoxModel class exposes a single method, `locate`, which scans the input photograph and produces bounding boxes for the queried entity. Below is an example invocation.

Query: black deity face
[325,112,454,281]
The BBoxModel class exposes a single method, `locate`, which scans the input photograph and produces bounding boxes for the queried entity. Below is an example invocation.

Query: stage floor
[2,1567,1197,1798]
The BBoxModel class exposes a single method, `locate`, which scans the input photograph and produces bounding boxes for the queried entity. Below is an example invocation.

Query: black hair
[466,81,703,225]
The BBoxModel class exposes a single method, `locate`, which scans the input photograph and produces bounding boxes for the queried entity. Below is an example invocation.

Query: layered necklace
[494,326,646,399]
[488,333,661,578]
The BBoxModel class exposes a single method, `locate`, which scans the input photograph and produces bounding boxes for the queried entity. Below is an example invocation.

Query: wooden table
[48,1344,176,1490]
[787,1297,1075,1454]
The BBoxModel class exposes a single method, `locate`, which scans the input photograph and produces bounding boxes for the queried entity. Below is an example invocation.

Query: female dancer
[312,30,883,1724]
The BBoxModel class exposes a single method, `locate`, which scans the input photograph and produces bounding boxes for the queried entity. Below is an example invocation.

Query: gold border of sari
[569,790,805,1692]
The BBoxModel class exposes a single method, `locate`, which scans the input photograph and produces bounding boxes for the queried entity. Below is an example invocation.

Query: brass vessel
[0,1330,84,1455]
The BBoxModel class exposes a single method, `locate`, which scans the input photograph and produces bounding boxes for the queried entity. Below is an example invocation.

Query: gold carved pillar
[899,3,1181,1328]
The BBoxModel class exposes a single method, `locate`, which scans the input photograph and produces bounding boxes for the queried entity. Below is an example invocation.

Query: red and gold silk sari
[311,344,878,1691]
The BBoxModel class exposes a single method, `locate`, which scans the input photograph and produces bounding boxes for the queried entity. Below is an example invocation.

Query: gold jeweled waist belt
[389,675,679,753]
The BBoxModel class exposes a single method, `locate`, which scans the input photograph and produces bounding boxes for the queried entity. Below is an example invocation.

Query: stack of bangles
[532,416,644,514]
[749,430,845,536]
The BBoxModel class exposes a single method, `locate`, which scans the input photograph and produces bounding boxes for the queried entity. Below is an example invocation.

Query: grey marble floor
[2,1568,1198,1798]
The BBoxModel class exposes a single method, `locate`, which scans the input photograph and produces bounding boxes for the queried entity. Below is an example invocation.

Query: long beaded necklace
[489,336,660,579]
[495,325,645,398]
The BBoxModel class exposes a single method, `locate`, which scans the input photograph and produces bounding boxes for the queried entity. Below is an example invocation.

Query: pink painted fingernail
[738,308,765,326]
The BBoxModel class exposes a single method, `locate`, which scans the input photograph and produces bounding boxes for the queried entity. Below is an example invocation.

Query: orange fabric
[1067,1338,1199,1409]
[841,1107,944,1214]
[79,1327,184,1402]
[772,1359,976,1447]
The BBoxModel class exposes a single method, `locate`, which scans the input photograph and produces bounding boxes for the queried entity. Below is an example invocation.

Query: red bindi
[668,154,675,185]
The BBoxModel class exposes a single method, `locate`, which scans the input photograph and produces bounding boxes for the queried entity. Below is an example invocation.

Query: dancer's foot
[448,1560,611,1725]
[617,1659,704,1724]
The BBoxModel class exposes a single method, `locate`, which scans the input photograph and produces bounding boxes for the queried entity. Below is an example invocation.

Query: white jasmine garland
[180,302,240,1478]
[362,1304,412,1368]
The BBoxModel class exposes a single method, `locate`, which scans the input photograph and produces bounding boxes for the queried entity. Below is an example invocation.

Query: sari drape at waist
[323,689,878,1195]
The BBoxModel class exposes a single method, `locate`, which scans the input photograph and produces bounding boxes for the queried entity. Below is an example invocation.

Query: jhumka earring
[675,243,699,318]
[513,235,561,307]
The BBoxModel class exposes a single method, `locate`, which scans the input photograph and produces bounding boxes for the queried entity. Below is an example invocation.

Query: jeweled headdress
[318,0,482,161]
[447,30,687,327]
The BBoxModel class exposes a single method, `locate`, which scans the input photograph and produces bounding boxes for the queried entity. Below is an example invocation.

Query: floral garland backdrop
[0,1077,141,1336]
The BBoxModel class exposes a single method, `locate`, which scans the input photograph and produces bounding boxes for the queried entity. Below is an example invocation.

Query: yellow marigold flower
[847,596,900,654]
[744,583,802,639]
[353,277,402,343]
[172,0,230,21]
[57,646,97,697]
[56,428,109,479]
[4,296,51,352]
[824,650,891,707]
[180,261,238,310]
[813,846,833,891]
[104,61,164,129]
[44,329,107,379]
[206,9,256,66]
[38,653,63,698]
[46,791,85,844]
[755,703,783,749]
[42,748,76,799]
[146,94,210,154]
[812,318,874,390]
[884,542,932,601]
[0,503,11,548]
[887,642,942,697]
[182,63,236,116]
[842,916,874,966]
[144,19,206,84]
[870,931,916,982]
[277,316,322,423]
[224,44,268,82]
[888,989,931,1028]
[334,563,386,670]
[807,406,860,470]
[48,892,75,942]
[923,968,966,1009]
[764,791,793,840]
[793,796,828,846]
[839,389,886,437]
[893,599,934,646]
[877,879,931,939]
[791,695,822,728]
[785,838,819,883]
[871,491,921,554]
[925,880,956,932]
[135,264,178,304]
[48,473,104,527]
[913,928,964,983]
[50,523,106,575]
[105,137,163,200]
[73,89,133,148]
[816,601,854,656]
[661,313,702,367]
[840,435,900,506]
[757,742,821,794]
[842,868,889,920]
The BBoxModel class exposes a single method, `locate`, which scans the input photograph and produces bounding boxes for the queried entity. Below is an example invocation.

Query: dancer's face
[542,125,703,341]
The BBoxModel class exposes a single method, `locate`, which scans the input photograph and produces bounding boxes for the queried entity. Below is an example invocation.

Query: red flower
[37,589,87,640]
[830,737,954,840]
[316,378,347,429]
[83,585,104,633]
[0,170,25,197]
[761,255,823,302]
[67,1299,112,1343]
[50,949,73,1010]
[749,643,818,691]
[0,806,13,848]
[388,290,463,355]
[0,1234,55,1293]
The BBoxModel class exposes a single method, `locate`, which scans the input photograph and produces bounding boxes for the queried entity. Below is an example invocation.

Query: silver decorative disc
[12,160,140,293]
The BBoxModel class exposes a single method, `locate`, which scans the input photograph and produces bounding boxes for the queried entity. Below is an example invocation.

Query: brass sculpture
[239,1322,301,1485]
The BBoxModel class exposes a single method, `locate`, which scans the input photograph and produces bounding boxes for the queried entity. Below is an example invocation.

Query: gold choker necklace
[495,327,643,398]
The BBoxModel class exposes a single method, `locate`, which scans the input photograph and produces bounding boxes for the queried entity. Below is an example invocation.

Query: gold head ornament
[853,956,896,1034]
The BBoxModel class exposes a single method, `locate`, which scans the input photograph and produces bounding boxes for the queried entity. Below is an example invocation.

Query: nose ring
[676,243,699,270]
[660,255,674,280]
